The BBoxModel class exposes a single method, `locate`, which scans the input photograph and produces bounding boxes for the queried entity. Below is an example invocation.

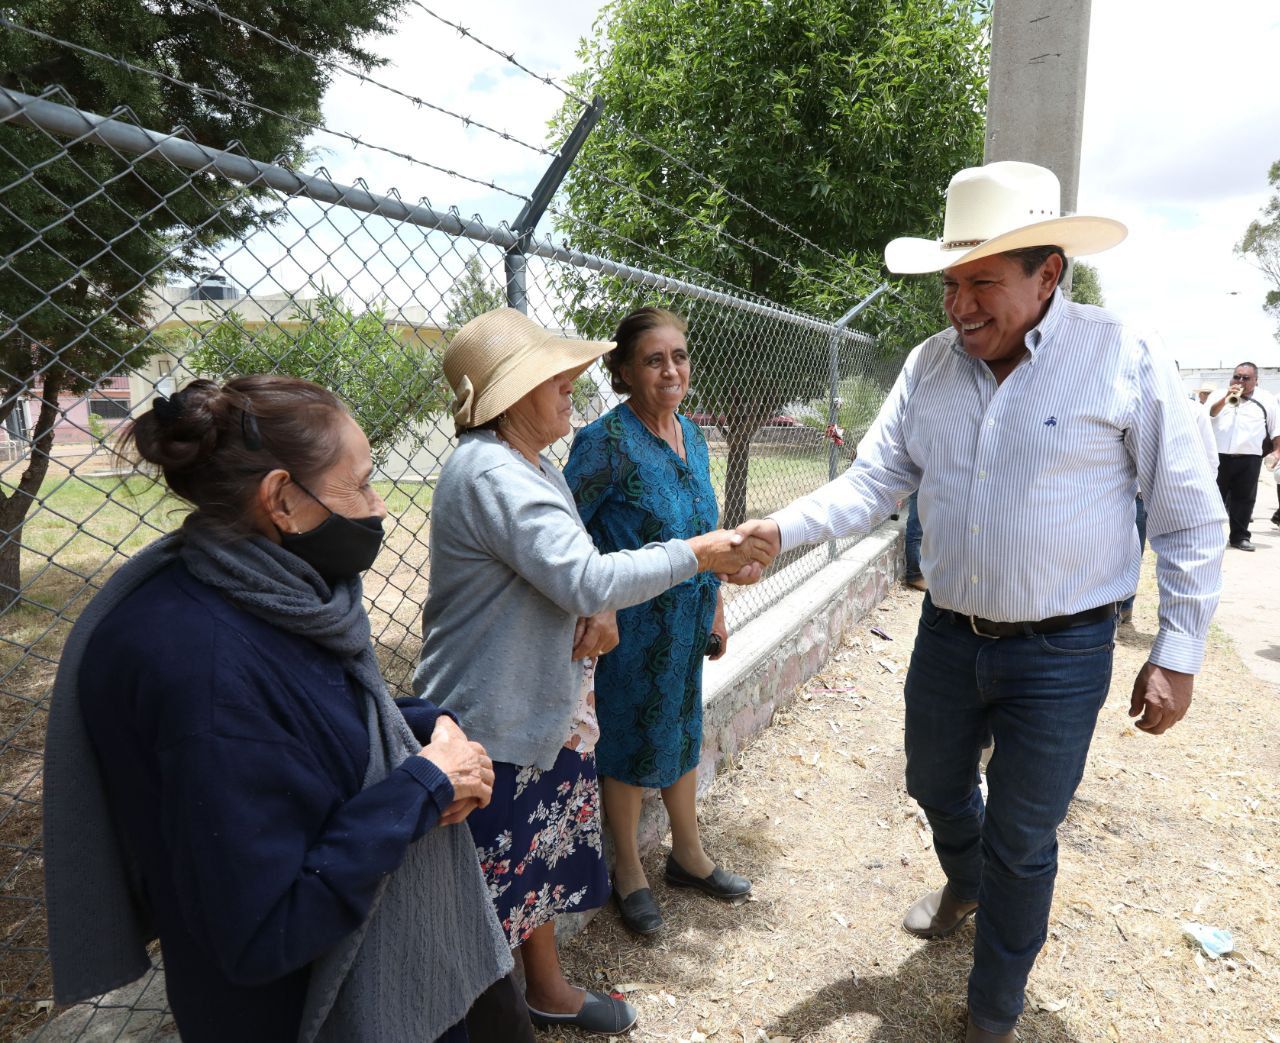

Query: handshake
[687,519,782,585]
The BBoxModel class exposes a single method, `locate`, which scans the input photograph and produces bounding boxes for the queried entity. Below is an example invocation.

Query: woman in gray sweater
[414,308,767,1036]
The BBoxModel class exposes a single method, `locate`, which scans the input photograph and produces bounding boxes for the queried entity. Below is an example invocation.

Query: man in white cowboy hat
[736,161,1225,1042]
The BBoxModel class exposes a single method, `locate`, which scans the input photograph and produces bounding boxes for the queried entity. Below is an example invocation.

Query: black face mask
[278,480,385,584]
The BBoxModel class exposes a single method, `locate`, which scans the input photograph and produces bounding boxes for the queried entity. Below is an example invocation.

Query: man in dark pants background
[1208,363,1279,551]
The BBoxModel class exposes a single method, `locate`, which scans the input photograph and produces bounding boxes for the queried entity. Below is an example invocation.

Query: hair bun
[133,379,228,472]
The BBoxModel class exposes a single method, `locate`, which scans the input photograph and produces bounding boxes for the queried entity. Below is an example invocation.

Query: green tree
[1237,159,1280,343]
[553,0,988,524]
[1068,261,1105,307]
[445,255,507,330]
[0,0,402,604]
[182,294,449,466]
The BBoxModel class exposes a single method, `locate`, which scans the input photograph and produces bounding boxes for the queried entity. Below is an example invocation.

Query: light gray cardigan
[414,431,699,769]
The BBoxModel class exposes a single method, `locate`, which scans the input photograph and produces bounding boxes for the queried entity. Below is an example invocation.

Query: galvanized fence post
[826,282,891,559]
[504,96,604,313]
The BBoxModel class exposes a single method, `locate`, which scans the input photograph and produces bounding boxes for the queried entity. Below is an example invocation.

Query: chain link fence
[0,56,927,1040]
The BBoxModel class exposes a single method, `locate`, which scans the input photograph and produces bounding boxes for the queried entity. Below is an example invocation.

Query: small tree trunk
[0,372,63,610]
[721,419,753,529]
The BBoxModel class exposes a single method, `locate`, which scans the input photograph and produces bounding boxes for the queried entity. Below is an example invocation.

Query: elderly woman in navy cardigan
[43,376,528,1043]
[415,308,770,1036]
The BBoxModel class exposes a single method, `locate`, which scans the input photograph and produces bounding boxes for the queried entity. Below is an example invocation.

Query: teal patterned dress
[564,403,721,788]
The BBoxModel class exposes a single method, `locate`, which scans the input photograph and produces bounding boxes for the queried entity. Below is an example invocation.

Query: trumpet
[1226,391,1241,406]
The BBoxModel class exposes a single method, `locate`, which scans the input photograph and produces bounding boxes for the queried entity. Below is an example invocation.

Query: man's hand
[687,528,775,576]
[717,518,782,584]
[1129,662,1194,734]
[572,610,619,660]
[737,518,781,558]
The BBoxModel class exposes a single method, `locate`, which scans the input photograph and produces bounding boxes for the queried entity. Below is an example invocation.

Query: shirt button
[987,419,995,427]
[978,470,987,479]
[970,575,978,584]
[971,524,980,533]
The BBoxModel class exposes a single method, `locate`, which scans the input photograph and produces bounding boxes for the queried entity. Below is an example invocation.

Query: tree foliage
[1237,159,1280,343]
[552,0,989,523]
[1068,261,1105,308]
[183,294,449,466]
[444,255,507,330]
[0,0,403,602]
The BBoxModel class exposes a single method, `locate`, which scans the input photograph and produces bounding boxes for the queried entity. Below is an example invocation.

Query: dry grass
[552,583,1280,1043]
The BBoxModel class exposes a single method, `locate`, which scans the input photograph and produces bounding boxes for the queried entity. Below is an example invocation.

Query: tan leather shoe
[965,1014,1015,1041]
[901,883,977,939]
[905,575,928,592]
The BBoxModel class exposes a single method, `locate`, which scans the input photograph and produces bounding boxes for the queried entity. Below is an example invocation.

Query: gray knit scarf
[43,529,511,1042]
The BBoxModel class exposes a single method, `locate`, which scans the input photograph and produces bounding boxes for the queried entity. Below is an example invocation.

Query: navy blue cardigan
[78,560,455,1041]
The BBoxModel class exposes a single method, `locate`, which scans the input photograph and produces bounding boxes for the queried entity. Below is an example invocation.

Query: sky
[309,0,1280,369]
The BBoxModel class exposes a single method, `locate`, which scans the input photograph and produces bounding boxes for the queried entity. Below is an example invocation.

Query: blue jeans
[1119,496,1146,614]
[905,594,1115,1033]
[904,492,923,579]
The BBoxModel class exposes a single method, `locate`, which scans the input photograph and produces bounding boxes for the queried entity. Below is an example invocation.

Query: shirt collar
[1024,287,1065,355]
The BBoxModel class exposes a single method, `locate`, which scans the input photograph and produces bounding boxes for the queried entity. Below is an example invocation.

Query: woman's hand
[418,716,494,825]
[687,529,774,575]
[572,610,619,660]
[709,592,728,661]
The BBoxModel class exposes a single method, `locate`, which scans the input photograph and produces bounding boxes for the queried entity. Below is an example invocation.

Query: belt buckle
[968,614,996,638]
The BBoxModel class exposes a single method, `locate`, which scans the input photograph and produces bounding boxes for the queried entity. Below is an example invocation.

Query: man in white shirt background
[734,161,1225,1043]
[1207,362,1280,551]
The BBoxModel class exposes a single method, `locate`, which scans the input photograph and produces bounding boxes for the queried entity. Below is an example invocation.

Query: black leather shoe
[614,886,663,935]
[1231,538,1256,551]
[664,854,751,899]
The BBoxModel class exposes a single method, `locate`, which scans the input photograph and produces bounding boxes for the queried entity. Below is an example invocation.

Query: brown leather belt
[936,602,1119,639]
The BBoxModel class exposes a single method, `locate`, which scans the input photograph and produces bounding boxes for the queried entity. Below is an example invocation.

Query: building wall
[1181,366,1280,400]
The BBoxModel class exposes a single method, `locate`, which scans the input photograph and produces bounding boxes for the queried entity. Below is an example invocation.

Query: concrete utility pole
[983,1,1092,218]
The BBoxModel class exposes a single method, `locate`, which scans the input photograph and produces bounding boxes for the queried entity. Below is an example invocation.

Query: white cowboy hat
[444,308,613,435]
[884,161,1128,275]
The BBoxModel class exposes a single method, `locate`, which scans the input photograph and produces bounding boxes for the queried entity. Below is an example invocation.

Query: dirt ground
[550,581,1280,1043]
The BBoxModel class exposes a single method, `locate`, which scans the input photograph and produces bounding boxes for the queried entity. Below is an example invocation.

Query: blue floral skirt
[466,746,610,947]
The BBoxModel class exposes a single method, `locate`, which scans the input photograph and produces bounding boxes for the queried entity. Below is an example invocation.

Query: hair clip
[240,408,263,451]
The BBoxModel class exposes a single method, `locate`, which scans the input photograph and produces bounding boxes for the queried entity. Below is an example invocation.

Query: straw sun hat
[884,161,1128,275]
[444,308,614,435]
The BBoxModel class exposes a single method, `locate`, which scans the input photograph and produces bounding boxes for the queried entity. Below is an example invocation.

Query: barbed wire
[0,15,531,205]
[176,0,557,161]
[7,7,879,307]
[556,159,878,305]
[542,202,785,313]
[406,0,859,276]
[407,0,591,107]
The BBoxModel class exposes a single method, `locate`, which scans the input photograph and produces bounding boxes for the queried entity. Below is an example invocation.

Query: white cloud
[1079,0,1280,367]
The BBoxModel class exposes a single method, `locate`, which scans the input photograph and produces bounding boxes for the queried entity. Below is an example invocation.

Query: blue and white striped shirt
[771,290,1225,673]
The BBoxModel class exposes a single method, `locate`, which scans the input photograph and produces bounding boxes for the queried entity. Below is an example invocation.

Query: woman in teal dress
[565,307,751,936]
